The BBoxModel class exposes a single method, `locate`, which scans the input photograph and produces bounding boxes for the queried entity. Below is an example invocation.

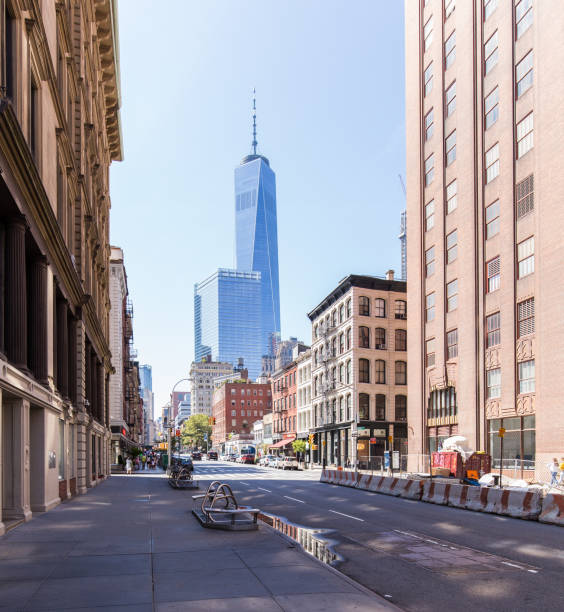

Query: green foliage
[292,439,306,454]
[181,414,212,449]
[130,447,142,457]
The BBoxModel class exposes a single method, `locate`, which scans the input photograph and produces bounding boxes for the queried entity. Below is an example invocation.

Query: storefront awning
[269,436,296,449]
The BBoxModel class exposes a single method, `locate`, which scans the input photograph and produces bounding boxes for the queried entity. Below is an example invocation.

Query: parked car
[258,455,272,466]
[207,451,218,460]
[240,453,255,465]
[271,456,283,469]
[191,451,202,461]
[280,456,299,471]
[228,453,238,462]
[263,455,277,467]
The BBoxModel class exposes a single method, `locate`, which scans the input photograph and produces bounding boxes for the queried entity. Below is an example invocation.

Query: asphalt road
[193,460,564,612]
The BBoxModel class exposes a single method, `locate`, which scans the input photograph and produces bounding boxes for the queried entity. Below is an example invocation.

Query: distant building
[271,361,298,453]
[194,269,263,379]
[296,350,313,439]
[139,364,154,446]
[275,337,307,371]
[175,397,192,430]
[190,359,235,416]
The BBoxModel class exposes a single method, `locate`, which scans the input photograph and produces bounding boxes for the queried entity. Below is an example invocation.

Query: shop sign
[373,429,386,437]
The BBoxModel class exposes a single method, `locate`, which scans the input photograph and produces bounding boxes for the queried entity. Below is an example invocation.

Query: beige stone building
[405,1,563,478]
[308,273,408,468]
[0,0,121,533]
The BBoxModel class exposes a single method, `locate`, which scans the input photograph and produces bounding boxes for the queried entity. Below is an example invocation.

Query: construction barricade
[539,493,564,526]
[422,480,451,505]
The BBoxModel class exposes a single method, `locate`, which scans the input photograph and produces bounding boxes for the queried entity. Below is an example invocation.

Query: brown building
[0,1,122,533]
[212,380,271,448]
[308,273,408,468]
[405,1,563,478]
[271,361,298,453]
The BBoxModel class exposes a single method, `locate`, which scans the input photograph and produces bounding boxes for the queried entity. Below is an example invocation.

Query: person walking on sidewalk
[559,458,564,485]
[142,454,147,470]
[547,458,559,486]
[126,457,133,475]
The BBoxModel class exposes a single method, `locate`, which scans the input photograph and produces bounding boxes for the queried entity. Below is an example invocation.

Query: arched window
[339,396,344,421]
[359,358,370,383]
[375,328,386,349]
[331,310,337,327]
[375,359,386,384]
[375,298,386,318]
[314,349,318,365]
[375,394,386,420]
[359,326,370,348]
[395,300,407,319]
[346,328,351,350]
[359,296,370,316]
[346,298,352,318]
[339,333,344,354]
[395,329,407,351]
[395,361,407,385]
[346,360,352,384]
[346,394,352,420]
[339,362,344,382]
[395,395,407,421]
[359,393,370,420]
[339,304,345,323]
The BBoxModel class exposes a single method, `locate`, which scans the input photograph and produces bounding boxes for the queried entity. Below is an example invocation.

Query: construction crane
[398,175,407,281]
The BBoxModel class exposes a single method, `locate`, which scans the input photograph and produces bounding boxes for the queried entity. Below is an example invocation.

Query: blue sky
[110,1,406,414]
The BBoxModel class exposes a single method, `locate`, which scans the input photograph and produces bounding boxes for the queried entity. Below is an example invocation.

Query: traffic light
[308,434,314,445]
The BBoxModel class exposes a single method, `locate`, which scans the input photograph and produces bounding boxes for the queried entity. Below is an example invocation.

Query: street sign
[351,432,358,437]
[388,435,393,444]
[204,434,208,441]
[312,444,318,450]
[392,451,400,469]
[384,450,390,469]
[498,427,506,438]
[321,440,326,446]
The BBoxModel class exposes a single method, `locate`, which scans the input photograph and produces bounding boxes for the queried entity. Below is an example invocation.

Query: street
[196,460,564,611]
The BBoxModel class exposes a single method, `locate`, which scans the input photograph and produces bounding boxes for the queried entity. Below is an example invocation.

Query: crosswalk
[193,461,320,482]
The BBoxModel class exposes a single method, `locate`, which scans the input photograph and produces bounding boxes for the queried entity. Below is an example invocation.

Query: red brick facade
[272,363,298,439]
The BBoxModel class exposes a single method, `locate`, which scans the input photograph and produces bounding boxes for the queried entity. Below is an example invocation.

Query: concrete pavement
[0,468,397,611]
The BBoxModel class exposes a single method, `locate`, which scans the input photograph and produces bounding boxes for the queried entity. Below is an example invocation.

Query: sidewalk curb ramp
[538,493,564,526]
[321,473,556,524]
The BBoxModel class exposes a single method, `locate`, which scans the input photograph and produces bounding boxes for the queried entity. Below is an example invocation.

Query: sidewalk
[0,470,397,611]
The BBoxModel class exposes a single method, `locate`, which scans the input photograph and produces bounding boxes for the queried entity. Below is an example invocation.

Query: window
[375,298,386,318]
[427,388,458,421]
[339,333,344,354]
[359,296,370,316]
[346,328,351,350]
[425,200,435,230]
[395,300,407,319]
[485,200,500,239]
[375,327,386,349]
[484,0,498,20]
[395,329,407,351]
[485,143,499,183]
[375,394,386,421]
[5,8,16,102]
[232,419,237,427]
[445,81,456,116]
[346,359,351,384]
[339,304,344,323]
[445,130,456,166]
[426,292,435,322]
[359,358,370,383]
[375,360,386,384]
[518,298,534,337]
[359,326,370,348]
[517,113,533,158]
[359,393,370,421]
[425,109,434,141]
[516,174,534,219]
[517,237,534,278]
[30,77,40,162]
[425,154,434,186]
[447,279,458,311]
[484,87,499,129]
[346,394,351,420]
[424,16,433,51]
[488,415,535,468]
[331,310,337,327]
[515,0,533,39]
[484,31,498,74]
[395,361,407,385]
[446,180,457,214]
[516,51,533,98]
[445,0,455,19]
[487,256,500,292]
[425,246,435,277]
[395,395,407,422]
[339,363,344,383]
[447,329,458,359]
[445,31,456,69]
[426,338,435,367]
[446,230,457,263]
[424,63,433,96]
[487,368,501,399]
[241,410,245,417]
[346,298,351,318]
[519,360,535,393]
[486,312,501,347]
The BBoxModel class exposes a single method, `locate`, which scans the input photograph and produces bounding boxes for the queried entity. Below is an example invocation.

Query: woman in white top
[126,457,133,475]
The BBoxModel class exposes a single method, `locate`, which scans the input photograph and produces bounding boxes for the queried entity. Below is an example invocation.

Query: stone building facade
[0,0,121,534]
[405,1,564,478]
[296,349,312,439]
[308,273,408,468]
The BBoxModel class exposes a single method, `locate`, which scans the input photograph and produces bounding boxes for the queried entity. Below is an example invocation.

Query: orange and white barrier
[422,480,451,505]
[396,478,424,500]
[338,470,359,487]
[539,493,564,526]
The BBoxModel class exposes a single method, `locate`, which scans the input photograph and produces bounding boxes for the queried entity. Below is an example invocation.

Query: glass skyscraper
[234,153,281,357]
[194,269,262,379]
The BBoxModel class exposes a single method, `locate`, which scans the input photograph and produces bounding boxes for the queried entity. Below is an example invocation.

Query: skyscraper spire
[252,88,257,155]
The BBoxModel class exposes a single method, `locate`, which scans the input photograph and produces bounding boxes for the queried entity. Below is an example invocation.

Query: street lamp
[167,377,191,473]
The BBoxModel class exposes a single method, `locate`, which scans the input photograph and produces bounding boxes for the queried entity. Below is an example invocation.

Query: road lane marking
[257,487,272,492]
[284,495,305,504]
[329,509,364,522]
[239,482,250,486]
[502,561,523,570]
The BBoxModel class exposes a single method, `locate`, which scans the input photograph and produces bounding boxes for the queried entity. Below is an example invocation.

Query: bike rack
[192,481,260,530]
[168,465,199,489]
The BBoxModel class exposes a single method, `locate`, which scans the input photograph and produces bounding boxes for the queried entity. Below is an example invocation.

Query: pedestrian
[126,456,133,475]
[135,456,140,471]
[547,458,559,486]
[142,454,147,470]
[559,458,564,485]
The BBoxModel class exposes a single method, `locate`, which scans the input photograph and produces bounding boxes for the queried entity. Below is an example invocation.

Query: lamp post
[167,377,191,474]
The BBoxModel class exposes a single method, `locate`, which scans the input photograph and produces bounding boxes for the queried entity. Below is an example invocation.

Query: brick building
[270,362,298,453]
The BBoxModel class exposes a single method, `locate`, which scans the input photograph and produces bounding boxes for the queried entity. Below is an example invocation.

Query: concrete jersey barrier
[538,493,564,525]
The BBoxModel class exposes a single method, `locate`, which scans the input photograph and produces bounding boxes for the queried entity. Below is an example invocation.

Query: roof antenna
[252,88,257,155]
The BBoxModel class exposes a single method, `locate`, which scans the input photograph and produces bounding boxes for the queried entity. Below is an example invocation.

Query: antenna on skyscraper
[398,174,407,281]
[252,88,258,155]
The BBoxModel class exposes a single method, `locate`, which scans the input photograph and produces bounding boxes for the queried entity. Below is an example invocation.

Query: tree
[292,440,306,454]
[181,414,212,449]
